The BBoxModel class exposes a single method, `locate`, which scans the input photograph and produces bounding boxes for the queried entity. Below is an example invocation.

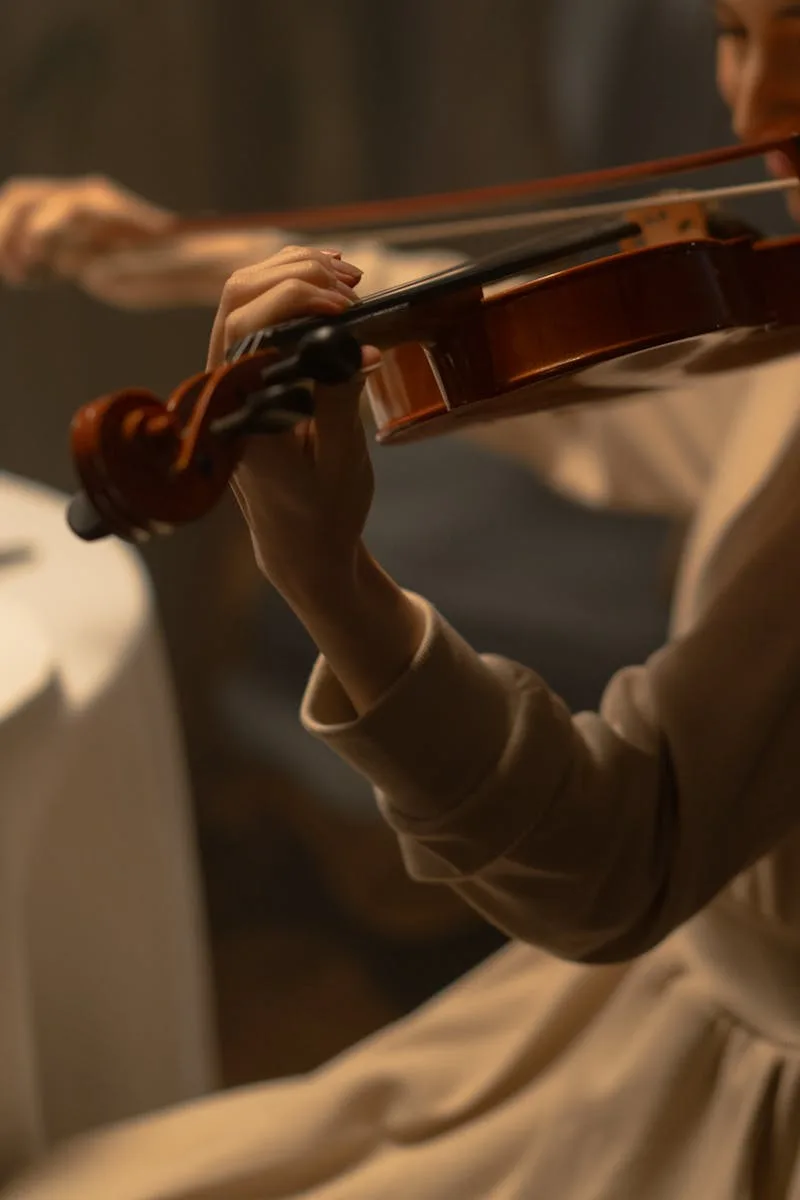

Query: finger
[313,373,367,443]
[0,177,56,200]
[309,345,382,452]
[236,343,380,452]
[14,193,91,271]
[0,176,173,283]
[222,277,356,354]
[19,197,165,274]
[262,243,363,283]
[93,181,175,236]
[208,275,355,368]
[221,253,359,307]
[234,244,363,286]
[361,345,382,372]
[0,193,46,281]
[208,258,360,366]
[62,175,174,237]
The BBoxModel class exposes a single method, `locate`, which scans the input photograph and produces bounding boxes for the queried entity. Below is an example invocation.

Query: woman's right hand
[0,174,279,309]
[0,174,174,291]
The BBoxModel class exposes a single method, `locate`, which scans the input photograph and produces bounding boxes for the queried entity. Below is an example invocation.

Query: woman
[4,0,800,1195]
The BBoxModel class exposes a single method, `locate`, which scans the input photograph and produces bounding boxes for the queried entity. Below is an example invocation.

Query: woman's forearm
[283,544,427,716]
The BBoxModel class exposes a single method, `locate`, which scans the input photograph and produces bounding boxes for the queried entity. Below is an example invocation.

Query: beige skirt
[4,914,800,1200]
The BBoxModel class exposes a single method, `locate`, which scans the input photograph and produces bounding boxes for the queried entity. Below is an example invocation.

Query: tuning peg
[66,491,112,541]
[211,384,314,437]
[293,325,364,385]
[255,324,364,389]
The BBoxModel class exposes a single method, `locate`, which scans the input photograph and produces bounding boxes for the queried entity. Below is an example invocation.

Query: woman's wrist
[283,543,427,716]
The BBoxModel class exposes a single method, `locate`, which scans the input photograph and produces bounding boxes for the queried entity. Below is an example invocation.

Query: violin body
[367,235,800,444]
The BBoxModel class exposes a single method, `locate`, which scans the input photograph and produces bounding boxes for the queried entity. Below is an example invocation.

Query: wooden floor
[194,754,507,1089]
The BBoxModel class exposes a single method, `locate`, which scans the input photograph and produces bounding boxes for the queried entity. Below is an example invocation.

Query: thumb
[313,345,382,433]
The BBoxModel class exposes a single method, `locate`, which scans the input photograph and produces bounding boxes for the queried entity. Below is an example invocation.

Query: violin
[66,133,800,545]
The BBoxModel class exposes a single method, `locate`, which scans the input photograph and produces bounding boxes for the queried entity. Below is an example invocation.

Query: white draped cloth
[0,473,215,1182]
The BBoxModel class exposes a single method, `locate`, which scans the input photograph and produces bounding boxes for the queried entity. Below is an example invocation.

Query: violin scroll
[67,324,366,542]
[68,381,240,543]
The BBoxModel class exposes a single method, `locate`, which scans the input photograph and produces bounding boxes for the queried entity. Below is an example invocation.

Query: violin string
[351,177,797,246]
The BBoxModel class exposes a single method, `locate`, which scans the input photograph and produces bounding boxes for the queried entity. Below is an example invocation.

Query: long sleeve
[301,399,800,964]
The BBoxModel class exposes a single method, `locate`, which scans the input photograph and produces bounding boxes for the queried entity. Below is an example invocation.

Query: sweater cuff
[300,594,511,820]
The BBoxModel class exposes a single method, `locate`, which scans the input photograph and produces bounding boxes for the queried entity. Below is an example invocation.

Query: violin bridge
[620,197,710,249]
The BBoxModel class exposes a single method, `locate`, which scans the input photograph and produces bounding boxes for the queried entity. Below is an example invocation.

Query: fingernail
[322,249,343,258]
[336,260,363,277]
[334,280,360,300]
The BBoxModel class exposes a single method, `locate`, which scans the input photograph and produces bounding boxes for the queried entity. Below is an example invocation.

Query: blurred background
[0,0,790,1109]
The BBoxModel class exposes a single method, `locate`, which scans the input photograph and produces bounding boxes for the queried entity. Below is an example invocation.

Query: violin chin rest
[66,491,112,542]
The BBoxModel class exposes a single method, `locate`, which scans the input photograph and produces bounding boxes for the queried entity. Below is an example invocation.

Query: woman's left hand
[208,245,380,605]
